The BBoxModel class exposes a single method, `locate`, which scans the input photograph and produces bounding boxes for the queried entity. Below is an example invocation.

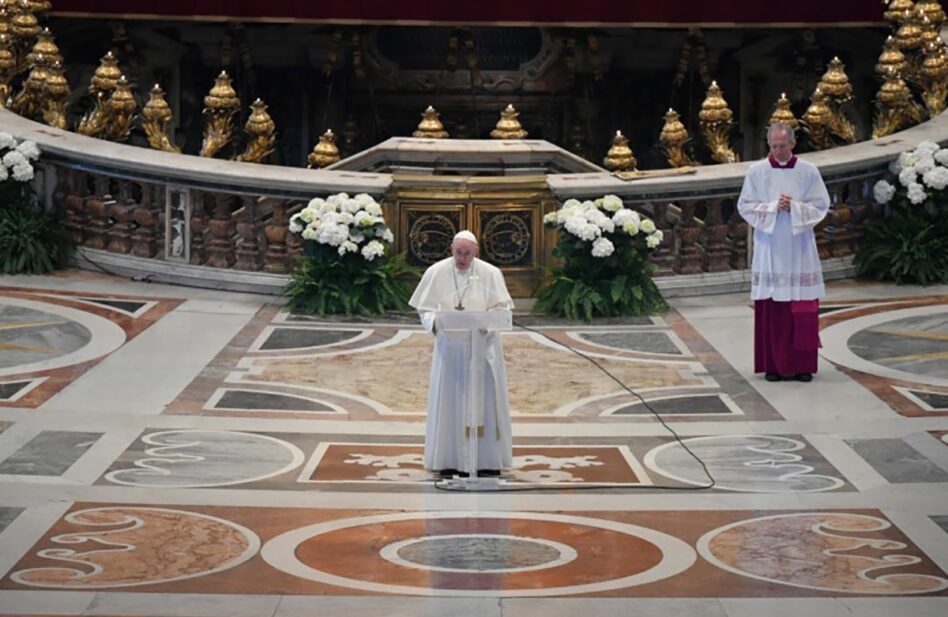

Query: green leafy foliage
[855,204,948,285]
[534,227,666,322]
[0,184,73,275]
[283,245,420,316]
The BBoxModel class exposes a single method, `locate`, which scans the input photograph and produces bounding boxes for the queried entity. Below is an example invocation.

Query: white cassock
[409,257,514,471]
[737,155,830,301]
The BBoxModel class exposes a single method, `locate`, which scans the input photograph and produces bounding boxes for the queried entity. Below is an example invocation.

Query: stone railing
[3,108,947,295]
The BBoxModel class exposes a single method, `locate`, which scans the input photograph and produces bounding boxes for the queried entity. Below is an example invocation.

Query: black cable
[433,318,717,493]
[74,248,154,283]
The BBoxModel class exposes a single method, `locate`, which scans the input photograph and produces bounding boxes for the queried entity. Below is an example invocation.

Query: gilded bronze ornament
[307,129,340,168]
[26,26,59,68]
[490,104,528,139]
[141,84,180,153]
[659,108,696,168]
[801,87,834,150]
[103,75,138,142]
[876,35,908,79]
[42,59,69,129]
[200,70,241,158]
[412,105,449,139]
[884,0,916,26]
[9,0,38,75]
[9,52,45,120]
[602,130,637,171]
[817,57,857,144]
[873,68,924,138]
[918,40,948,115]
[237,98,276,163]
[768,92,799,130]
[698,80,739,163]
[916,0,946,28]
[0,32,14,107]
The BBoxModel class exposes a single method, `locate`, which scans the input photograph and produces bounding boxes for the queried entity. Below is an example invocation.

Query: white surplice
[409,257,514,471]
[737,155,831,301]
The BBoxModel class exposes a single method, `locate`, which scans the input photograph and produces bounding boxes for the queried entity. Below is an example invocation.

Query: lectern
[435,308,512,490]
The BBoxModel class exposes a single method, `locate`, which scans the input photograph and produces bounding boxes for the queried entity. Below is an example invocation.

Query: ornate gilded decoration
[817,57,857,144]
[698,80,739,163]
[90,51,122,95]
[141,84,179,153]
[876,35,908,79]
[42,59,68,129]
[602,130,637,171]
[237,98,276,163]
[659,108,696,168]
[873,68,924,138]
[26,26,58,68]
[9,53,45,120]
[307,129,340,168]
[480,211,532,266]
[200,70,241,158]
[412,105,449,139]
[918,40,948,115]
[103,75,137,142]
[490,104,528,139]
[884,0,915,26]
[768,92,799,130]
[801,87,834,150]
[9,0,39,73]
[916,0,946,28]
[894,8,924,53]
[25,0,50,14]
[408,211,459,265]
[0,32,14,106]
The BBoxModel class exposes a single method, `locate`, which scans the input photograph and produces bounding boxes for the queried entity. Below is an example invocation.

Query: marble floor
[1,270,947,617]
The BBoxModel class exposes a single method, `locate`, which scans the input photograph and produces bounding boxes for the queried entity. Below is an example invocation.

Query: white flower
[299,208,316,223]
[0,132,15,149]
[317,222,349,246]
[327,192,349,205]
[307,196,326,209]
[381,229,394,243]
[646,234,661,249]
[585,208,614,233]
[935,149,948,166]
[364,202,383,216]
[354,193,376,206]
[15,140,39,160]
[591,236,615,258]
[898,167,917,187]
[0,164,8,182]
[289,214,304,233]
[907,182,928,204]
[562,198,581,209]
[914,154,936,174]
[600,194,623,212]
[338,240,358,255]
[336,212,355,226]
[888,159,902,174]
[342,198,362,214]
[623,219,640,236]
[612,208,639,227]
[11,164,33,182]
[361,239,386,261]
[873,179,896,204]
[301,227,317,240]
[923,166,948,190]
[354,211,377,227]
[898,151,918,171]
[577,223,601,241]
[640,218,656,234]
[318,200,337,215]
[916,140,940,155]
[543,211,558,224]
[650,229,664,244]
[3,150,27,168]
[564,215,589,237]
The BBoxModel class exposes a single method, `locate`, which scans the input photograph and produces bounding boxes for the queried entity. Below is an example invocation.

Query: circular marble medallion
[261,511,695,596]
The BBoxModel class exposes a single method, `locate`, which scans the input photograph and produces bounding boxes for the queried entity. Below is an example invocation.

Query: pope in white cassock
[409,230,514,477]
[738,123,830,383]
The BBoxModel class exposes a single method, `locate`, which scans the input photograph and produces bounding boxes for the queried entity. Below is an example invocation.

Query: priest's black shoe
[439,469,469,478]
[795,373,813,382]
[477,469,501,477]
[765,373,782,382]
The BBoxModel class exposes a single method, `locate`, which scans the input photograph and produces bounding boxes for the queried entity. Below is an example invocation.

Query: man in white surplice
[409,230,514,477]
[738,123,830,383]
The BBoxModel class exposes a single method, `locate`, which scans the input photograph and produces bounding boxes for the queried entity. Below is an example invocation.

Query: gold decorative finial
[26,26,59,68]
[103,75,137,142]
[308,129,341,168]
[490,103,528,139]
[0,33,14,106]
[884,0,916,26]
[873,68,924,138]
[412,105,449,139]
[41,59,69,129]
[894,8,924,52]
[801,87,834,150]
[816,57,858,144]
[602,130,637,171]
[238,98,277,163]
[698,80,739,163]
[818,57,854,100]
[876,35,908,79]
[200,70,241,158]
[768,92,799,130]
[90,51,122,95]
[659,107,696,168]
[9,54,45,120]
[918,40,948,115]
[142,84,179,152]
[916,0,946,28]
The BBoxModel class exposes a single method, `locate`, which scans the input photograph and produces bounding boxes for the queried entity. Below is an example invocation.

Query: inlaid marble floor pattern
[1,273,947,617]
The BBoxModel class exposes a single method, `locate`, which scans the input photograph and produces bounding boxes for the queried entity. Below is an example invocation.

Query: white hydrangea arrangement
[0,131,40,184]
[543,194,664,257]
[873,140,948,207]
[288,192,394,261]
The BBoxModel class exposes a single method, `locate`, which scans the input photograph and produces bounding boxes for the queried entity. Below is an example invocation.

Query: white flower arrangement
[288,192,394,261]
[545,194,663,259]
[0,132,39,184]
[876,140,948,206]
